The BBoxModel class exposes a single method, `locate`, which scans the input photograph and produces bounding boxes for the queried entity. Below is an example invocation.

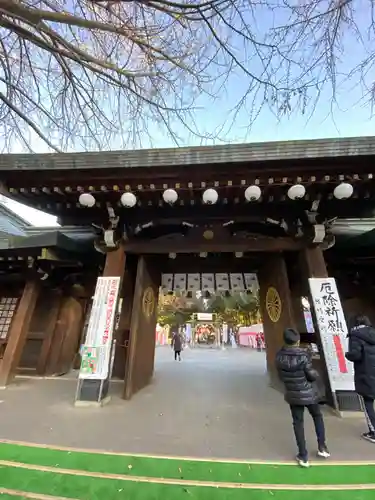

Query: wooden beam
[0,280,40,387]
[164,259,261,274]
[123,237,304,254]
[40,248,60,261]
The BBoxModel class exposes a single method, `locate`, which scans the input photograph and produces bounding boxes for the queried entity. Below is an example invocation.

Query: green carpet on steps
[0,443,374,485]
[0,466,373,500]
[0,496,29,500]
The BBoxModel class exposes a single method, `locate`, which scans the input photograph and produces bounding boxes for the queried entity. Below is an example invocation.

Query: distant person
[346,315,375,443]
[275,328,330,468]
[172,331,183,361]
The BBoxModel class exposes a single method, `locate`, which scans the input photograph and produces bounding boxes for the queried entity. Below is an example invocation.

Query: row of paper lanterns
[78,182,354,208]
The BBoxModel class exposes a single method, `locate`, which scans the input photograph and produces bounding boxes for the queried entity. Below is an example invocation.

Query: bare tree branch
[0,0,372,152]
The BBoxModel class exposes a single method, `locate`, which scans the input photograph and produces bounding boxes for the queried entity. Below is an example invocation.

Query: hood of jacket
[349,325,375,346]
[276,346,309,372]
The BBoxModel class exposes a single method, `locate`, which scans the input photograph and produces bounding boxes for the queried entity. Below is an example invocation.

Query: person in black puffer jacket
[275,328,330,467]
[346,315,375,443]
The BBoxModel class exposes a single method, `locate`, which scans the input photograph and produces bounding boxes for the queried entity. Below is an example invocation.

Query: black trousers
[361,396,375,433]
[174,350,181,360]
[289,404,326,460]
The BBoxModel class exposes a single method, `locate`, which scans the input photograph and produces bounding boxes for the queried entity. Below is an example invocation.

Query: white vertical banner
[201,273,215,292]
[187,273,201,291]
[174,274,187,292]
[230,273,245,291]
[308,277,354,392]
[79,277,121,380]
[161,274,174,293]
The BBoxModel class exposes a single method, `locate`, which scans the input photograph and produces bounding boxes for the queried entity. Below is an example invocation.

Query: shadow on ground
[0,347,371,461]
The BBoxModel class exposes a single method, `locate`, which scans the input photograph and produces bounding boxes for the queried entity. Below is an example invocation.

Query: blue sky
[2,1,374,225]
[3,97,374,227]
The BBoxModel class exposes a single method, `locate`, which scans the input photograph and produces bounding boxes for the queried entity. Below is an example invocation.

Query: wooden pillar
[36,290,63,375]
[103,246,126,278]
[299,246,328,279]
[0,280,40,387]
[258,254,296,389]
[76,246,126,405]
[102,246,130,379]
[112,269,136,379]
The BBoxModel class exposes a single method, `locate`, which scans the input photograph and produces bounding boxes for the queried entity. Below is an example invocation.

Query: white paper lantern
[120,192,137,207]
[287,184,306,200]
[202,188,218,205]
[333,182,353,200]
[244,185,261,201]
[163,189,178,204]
[78,192,96,207]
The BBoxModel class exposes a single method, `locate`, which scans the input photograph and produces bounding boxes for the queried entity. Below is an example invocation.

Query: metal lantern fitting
[333,182,353,200]
[120,192,137,207]
[78,192,96,207]
[163,189,178,205]
[287,184,306,200]
[202,188,218,205]
[244,185,261,201]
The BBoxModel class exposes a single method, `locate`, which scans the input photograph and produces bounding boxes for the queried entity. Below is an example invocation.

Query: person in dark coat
[346,315,375,443]
[172,331,183,361]
[275,328,330,467]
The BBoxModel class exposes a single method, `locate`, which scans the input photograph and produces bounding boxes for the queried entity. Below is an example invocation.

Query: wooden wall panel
[46,297,84,375]
[20,289,62,371]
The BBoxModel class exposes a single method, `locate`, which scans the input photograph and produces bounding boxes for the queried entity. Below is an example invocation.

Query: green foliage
[208,292,261,326]
[158,290,261,328]
[157,291,203,327]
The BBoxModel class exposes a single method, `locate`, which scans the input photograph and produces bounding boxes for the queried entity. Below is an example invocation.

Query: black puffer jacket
[275,346,320,406]
[346,325,375,399]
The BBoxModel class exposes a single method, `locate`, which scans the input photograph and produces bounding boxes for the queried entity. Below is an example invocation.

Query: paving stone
[0,347,372,462]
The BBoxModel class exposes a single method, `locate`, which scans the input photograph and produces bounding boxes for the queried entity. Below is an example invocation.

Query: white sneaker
[296,455,310,468]
[317,446,330,458]
[362,432,375,443]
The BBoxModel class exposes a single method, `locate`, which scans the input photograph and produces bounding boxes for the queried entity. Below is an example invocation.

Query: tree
[0,0,372,152]
[209,291,261,326]
[157,291,203,327]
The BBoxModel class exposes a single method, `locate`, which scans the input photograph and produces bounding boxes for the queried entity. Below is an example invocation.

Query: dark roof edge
[1,136,375,171]
[24,225,94,236]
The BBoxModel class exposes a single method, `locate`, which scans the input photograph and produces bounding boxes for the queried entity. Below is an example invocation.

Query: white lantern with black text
[79,193,96,207]
[288,184,306,200]
[163,189,178,205]
[244,185,261,201]
[333,183,353,200]
[120,192,137,208]
[202,188,218,205]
